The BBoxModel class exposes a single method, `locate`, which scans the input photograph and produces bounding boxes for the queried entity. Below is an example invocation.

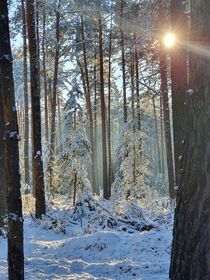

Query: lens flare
[163,33,176,48]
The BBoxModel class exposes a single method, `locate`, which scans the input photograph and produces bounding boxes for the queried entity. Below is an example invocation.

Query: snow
[0,54,12,62]
[8,130,20,139]
[0,197,172,280]
[186,88,194,95]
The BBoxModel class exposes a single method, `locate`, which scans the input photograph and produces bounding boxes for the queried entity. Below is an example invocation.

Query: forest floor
[0,195,173,280]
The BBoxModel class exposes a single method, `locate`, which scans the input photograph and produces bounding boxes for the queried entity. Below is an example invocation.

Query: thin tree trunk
[120,0,127,123]
[26,0,46,218]
[134,34,141,131]
[130,61,136,187]
[93,53,99,192]
[152,97,161,174]
[98,17,109,199]
[35,0,40,83]
[21,0,30,186]
[107,18,113,189]
[50,5,60,155]
[160,94,165,174]
[57,94,62,152]
[49,5,60,193]
[42,10,49,141]
[48,77,52,116]
[0,1,24,278]
[160,48,176,199]
[73,110,77,206]
[73,172,77,206]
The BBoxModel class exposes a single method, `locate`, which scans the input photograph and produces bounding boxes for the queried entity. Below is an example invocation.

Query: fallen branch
[30,213,40,225]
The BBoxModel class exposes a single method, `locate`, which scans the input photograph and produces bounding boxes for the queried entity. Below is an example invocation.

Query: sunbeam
[179,40,210,58]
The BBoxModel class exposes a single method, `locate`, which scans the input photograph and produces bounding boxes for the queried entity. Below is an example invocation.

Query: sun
[163,33,176,48]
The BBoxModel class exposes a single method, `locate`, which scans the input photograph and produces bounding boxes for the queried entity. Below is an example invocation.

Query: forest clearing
[0,196,172,279]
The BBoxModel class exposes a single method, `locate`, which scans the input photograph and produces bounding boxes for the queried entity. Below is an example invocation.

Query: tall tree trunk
[130,61,137,187]
[152,97,161,174]
[72,110,77,205]
[73,172,77,206]
[160,94,165,174]
[134,34,141,131]
[0,94,6,229]
[57,94,62,152]
[0,1,24,278]
[107,18,113,188]
[21,0,30,186]
[120,0,127,123]
[170,0,188,188]
[50,5,60,155]
[93,53,99,192]
[35,0,40,83]
[49,4,60,192]
[42,10,49,141]
[170,1,210,279]
[160,48,176,199]
[98,17,109,198]
[26,0,46,218]
[48,77,52,121]
[80,15,97,194]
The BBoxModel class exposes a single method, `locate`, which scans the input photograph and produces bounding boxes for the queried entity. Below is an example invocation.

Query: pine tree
[26,0,46,218]
[170,0,210,278]
[21,0,30,187]
[0,1,24,278]
[0,94,6,230]
[170,0,188,187]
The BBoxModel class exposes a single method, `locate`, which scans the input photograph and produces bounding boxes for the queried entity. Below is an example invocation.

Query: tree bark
[120,0,127,123]
[50,5,60,155]
[93,52,99,192]
[134,34,141,131]
[98,17,109,199]
[42,10,49,141]
[152,97,161,174]
[21,0,30,187]
[170,0,188,188]
[107,18,113,189]
[73,110,77,205]
[159,48,176,199]
[130,61,137,186]
[170,0,210,278]
[57,94,62,152]
[0,94,6,229]
[49,3,60,193]
[35,0,41,85]
[0,1,24,278]
[26,0,46,218]
[73,172,77,206]
[160,93,165,174]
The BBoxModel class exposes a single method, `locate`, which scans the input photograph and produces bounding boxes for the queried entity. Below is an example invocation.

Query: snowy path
[0,215,172,280]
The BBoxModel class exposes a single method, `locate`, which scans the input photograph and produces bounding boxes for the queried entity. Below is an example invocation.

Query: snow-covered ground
[0,196,172,280]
